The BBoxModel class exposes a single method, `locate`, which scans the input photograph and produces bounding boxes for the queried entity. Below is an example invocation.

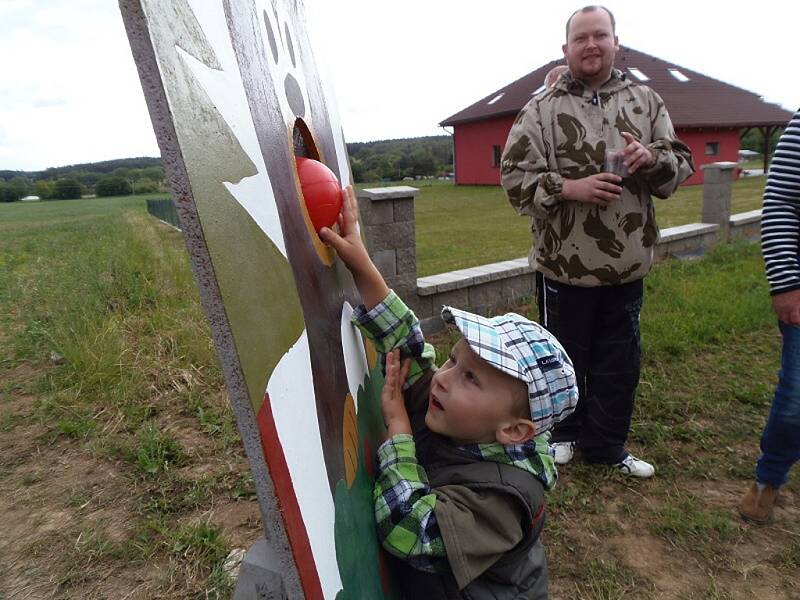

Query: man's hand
[561,173,623,206]
[320,185,389,308]
[772,289,800,326]
[382,350,412,438]
[621,132,656,174]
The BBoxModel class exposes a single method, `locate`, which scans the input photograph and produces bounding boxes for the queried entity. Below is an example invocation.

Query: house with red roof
[440,46,793,186]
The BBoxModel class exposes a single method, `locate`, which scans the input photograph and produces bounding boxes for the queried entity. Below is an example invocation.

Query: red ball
[296,157,342,233]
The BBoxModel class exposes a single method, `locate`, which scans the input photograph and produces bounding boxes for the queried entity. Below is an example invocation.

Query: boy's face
[425,339,528,444]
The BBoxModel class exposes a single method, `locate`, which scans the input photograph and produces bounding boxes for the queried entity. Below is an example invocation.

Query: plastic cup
[603,149,629,178]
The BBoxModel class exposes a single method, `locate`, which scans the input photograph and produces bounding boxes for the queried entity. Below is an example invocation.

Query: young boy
[321,187,579,599]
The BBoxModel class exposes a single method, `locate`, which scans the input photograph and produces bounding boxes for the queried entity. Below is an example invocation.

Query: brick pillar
[356,186,419,301]
[701,162,737,242]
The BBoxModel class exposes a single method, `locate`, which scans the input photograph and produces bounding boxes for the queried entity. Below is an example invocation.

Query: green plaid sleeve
[373,434,446,569]
[352,290,436,388]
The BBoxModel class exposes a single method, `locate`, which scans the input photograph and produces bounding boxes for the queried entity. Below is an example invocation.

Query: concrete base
[233,538,288,600]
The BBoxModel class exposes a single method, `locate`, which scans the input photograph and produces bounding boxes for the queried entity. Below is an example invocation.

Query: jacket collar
[557,67,631,98]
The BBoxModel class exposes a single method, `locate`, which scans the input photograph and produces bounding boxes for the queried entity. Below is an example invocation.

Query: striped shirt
[762,109,800,295]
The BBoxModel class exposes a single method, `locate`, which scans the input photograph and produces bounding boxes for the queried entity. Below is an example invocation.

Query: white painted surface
[268,330,343,598]
[340,302,369,413]
[178,0,288,258]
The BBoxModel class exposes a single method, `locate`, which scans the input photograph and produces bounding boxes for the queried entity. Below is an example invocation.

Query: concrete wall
[358,162,757,333]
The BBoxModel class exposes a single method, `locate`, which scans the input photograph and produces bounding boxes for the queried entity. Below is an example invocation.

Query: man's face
[425,339,525,444]
[562,9,618,86]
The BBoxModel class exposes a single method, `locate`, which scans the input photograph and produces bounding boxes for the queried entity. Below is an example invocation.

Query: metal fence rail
[146,198,181,230]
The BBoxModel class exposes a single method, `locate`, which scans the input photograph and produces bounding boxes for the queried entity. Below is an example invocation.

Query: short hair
[565,5,616,41]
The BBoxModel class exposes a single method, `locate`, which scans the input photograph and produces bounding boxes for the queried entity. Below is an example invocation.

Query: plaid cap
[441,307,579,434]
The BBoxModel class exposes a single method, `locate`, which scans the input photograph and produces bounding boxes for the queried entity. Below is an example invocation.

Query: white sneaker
[615,454,655,478]
[553,442,576,465]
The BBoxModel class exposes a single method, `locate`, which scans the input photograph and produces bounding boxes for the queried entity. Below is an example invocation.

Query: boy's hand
[319,186,370,273]
[382,350,412,438]
[320,185,389,309]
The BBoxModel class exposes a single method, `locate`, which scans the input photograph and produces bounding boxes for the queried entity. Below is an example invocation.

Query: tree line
[0,157,166,202]
[2,128,787,203]
[1,137,454,202]
[347,135,453,182]
[740,127,784,158]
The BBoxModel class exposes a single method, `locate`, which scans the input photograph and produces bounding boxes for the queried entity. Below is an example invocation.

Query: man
[740,108,800,522]
[500,5,694,477]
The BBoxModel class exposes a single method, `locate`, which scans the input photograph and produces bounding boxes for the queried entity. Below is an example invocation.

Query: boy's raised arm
[319,186,389,310]
[320,185,435,388]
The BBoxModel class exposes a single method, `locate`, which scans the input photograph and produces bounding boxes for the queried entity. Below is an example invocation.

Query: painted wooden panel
[119,1,394,598]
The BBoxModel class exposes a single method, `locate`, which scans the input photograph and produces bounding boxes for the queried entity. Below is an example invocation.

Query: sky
[1,0,797,172]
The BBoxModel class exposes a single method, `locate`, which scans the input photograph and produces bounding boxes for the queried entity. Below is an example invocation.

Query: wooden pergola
[739,124,784,173]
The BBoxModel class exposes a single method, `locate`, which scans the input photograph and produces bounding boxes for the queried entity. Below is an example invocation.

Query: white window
[627,67,650,81]
[487,93,505,105]
[669,68,690,82]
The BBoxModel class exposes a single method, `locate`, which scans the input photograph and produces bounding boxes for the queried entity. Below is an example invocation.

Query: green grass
[579,558,644,600]
[0,194,240,598]
[0,194,220,422]
[132,422,186,476]
[650,492,740,552]
[427,240,793,594]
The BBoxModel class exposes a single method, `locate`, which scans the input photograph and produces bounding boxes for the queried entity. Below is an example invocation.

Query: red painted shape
[452,118,743,187]
[363,438,375,478]
[256,394,324,600]
[296,157,343,232]
[378,547,392,595]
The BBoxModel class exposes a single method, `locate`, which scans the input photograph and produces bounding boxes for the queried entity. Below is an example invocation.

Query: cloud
[31,97,67,109]
[1,0,798,171]
[0,1,158,171]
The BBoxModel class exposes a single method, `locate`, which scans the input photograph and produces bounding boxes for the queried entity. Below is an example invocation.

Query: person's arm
[631,90,695,198]
[322,185,435,394]
[501,98,622,213]
[319,185,389,310]
[762,110,800,324]
[350,290,436,392]
[373,433,447,571]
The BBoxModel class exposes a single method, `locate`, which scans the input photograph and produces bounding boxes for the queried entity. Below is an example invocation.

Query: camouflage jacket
[501,69,694,287]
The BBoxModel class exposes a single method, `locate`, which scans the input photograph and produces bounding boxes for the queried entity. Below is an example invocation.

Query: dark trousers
[536,272,644,464]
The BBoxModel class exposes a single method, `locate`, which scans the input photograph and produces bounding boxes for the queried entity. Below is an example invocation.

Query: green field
[359,175,768,276]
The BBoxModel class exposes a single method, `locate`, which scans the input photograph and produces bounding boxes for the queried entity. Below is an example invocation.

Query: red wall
[675,128,741,185]
[453,119,741,187]
[453,116,515,185]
